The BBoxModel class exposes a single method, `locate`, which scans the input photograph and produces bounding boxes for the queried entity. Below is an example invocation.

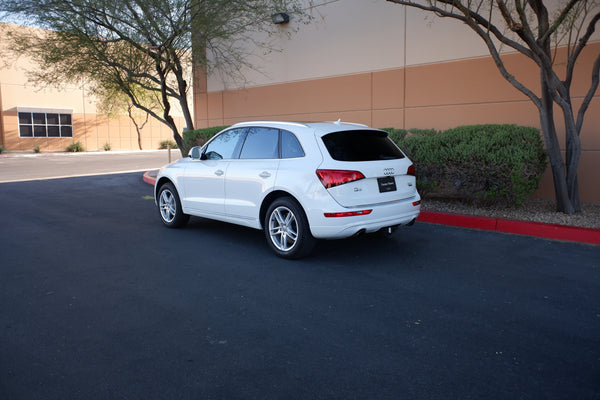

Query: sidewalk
[143,170,600,246]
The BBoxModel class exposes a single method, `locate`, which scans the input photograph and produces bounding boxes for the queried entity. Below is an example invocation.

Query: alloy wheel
[159,189,176,223]
[268,206,298,252]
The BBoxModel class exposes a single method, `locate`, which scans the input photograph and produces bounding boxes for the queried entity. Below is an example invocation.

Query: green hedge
[391,124,547,206]
[182,126,229,153]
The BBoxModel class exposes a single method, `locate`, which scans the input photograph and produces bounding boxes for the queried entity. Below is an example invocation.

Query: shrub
[391,124,547,206]
[34,145,41,153]
[405,128,441,136]
[159,140,177,150]
[183,125,229,152]
[380,127,408,142]
[66,142,85,152]
[103,143,112,151]
[0,145,5,154]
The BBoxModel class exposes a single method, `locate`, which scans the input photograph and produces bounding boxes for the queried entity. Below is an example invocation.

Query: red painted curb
[495,218,600,245]
[143,170,157,186]
[418,211,600,245]
[417,211,497,231]
[142,170,599,246]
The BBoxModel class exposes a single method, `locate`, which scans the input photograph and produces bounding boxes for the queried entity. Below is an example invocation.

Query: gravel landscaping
[422,197,600,230]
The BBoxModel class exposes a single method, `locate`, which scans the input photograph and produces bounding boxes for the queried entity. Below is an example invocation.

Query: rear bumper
[307,194,421,239]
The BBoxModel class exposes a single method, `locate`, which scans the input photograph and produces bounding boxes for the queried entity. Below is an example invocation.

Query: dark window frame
[18,109,74,138]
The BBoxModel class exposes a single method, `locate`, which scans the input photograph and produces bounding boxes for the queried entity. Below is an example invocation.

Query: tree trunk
[163,103,185,156]
[563,108,582,213]
[565,138,581,212]
[154,52,187,158]
[161,88,185,156]
[539,80,576,214]
[176,73,195,133]
[127,106,144,151]
[170,123,185,154]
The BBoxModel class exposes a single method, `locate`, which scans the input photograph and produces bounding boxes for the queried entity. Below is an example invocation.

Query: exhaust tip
[353,229,366,237]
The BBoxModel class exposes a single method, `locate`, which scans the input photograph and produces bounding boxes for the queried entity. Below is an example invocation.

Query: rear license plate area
[377,176,397,193]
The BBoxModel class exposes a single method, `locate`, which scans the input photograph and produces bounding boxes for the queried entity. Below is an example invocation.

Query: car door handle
[259,171,271,178]
[214,169,224,176]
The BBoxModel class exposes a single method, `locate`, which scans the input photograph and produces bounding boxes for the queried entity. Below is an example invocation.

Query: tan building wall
[194,43,600,201]
[0,83,5,147]
[0,23,186,152]
[194,1,600,202]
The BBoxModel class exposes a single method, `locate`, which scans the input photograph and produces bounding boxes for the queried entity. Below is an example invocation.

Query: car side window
[204,128,245,160]
[239,127,279,159]
[281,130,305,158]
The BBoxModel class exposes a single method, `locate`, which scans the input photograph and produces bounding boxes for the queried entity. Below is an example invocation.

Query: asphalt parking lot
[0,153,599,399]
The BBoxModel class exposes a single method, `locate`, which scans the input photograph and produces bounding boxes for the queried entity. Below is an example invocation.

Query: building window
[17,108,73,138]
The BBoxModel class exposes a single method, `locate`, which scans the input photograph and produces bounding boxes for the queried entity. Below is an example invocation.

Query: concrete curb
[142,170,599,246]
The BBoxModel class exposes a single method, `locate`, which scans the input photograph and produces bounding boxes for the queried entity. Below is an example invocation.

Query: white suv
[154,121,421,258]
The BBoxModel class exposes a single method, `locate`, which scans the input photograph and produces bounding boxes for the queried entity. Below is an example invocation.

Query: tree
[95,82,161,150]
[0,0,305,156]
[386,0,599,214]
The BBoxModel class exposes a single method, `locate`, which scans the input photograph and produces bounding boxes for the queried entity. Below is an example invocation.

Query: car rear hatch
[316,129,418,208]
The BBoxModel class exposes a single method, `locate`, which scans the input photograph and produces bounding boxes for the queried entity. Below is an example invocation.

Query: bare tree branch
[386,0,599,213]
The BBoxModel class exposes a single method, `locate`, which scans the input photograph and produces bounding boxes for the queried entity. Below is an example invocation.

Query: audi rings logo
[383,168,395,176]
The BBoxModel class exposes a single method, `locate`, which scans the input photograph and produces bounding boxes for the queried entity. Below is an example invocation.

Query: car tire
[264,197,315,259]
[157,182,189,228]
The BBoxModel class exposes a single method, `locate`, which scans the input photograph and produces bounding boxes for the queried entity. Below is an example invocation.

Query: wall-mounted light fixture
[271,12,290,24]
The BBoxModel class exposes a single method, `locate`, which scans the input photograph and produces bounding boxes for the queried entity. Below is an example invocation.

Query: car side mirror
[189,146,200,160]
[190,146,207,160]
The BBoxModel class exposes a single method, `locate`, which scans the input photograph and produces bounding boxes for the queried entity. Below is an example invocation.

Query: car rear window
[321,130,405,161]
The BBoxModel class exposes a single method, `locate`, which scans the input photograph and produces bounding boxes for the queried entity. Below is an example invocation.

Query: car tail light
[407,164,415,176]
[316,169,365,189]
[324,209,373,218]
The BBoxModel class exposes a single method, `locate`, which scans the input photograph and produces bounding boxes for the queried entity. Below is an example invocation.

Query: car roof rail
[232,121,310,128]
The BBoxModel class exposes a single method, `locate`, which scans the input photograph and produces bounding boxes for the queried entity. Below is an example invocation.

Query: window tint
[61,126,73,137]
[34,126,46,137]
[321,130,405,161]
[20,125,33,137]
[204,128,244,160]
[239,127,279,159]
[47,126,60,137]
[47,113,59,125]
[281,130,305,158]
[60,114,72,125]
[33,113,46,125]
[19,113,32,124]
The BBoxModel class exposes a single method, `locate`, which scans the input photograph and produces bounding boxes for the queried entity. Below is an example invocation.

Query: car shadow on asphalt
[182,216,425,268]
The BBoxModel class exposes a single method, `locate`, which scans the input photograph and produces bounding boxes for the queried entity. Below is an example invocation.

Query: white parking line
[0,169,151,183]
